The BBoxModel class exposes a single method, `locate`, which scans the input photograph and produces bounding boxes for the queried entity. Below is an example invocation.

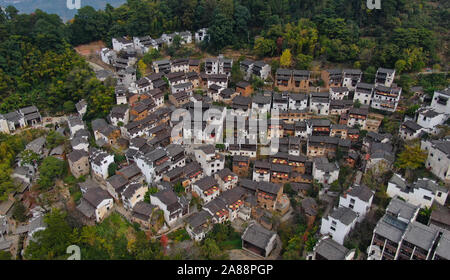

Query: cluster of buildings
[0,106,42,134]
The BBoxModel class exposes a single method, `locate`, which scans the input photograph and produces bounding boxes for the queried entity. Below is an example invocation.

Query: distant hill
[0,0,126,21]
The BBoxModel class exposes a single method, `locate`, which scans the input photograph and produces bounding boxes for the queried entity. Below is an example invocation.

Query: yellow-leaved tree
[280,49,292,68]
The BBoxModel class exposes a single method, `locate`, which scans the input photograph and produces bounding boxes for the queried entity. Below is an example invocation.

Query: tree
[63,101,76,113]
[173,182,184,195]
[200,238,227,260]
[38,157,66,190]
[395,144,427,181]
[108,163,118,178]
[20,149,40,166]
[46,130,65,150]
[295,53,313,69]
[208,12,234,51]
[280,49,292,67]
[254,37,276,57]
[24,209,77,260]
[12,201,27,222]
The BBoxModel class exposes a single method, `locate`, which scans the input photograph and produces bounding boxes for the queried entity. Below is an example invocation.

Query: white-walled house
[68,115,85,138]
[430,88,450,114]
[339,185,374,223]
[112,37,134,52]
[192,176,221,204]
[77,187,114,223]
[353,82,374,106]
[416,108,448,134]
[313,158,339,185]
[150,189,187,227]
[387,173,448,208]
[194,145,225,176]
[399,120,425,141]
[375,68,395,87]
[320,206,358,245]
[195,28,209,43]
[89,148,115,180]
[421,139,450,183]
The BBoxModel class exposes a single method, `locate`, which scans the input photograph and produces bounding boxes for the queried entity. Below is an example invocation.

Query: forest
[0,0,449,115]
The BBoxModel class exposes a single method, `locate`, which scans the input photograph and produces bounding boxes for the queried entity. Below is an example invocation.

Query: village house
[150,188,188,227]
[329,87,349,100]
[354,82,374,106]
[241,60,271,81]
[339,184,374,223]
[310,236,355,260]
[236,81,252,97]
[371,85,402,112]
[320,206,358,245]
[415,108,448,134]
[312,157,340,185]
[131,201,158,230]
[192,176,220,204]
[421,139,450,183]
[241,222,278,258]
[68,114,85,138]
[387,174,448,208]
[121,182,147,210]
[309,92,330,115]
[89,148,115,180]
[253,160,271,182]
[194,145,225,176]
[171,58,189,73]
[152,59,171,74]
[300,196,318,227]
[68,150,89,178]
[214,168,238,191]
[430,88,450,114]
[321,69,343,89]
[367,198,421,260]
[194,28,209,43]
[185,210,213,241]
[112,37,133,52]
[108,105,129,127]
[232,155,250,178]
[375,67,396,87]
[342,69,362,90]
[347,107,369,128]
[106,174,129,201]
[399,120,425,140]
[77,187,114,223]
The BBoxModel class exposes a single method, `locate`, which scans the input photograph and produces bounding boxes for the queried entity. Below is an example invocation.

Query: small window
[330,227,336,231]
[423,195,432,201]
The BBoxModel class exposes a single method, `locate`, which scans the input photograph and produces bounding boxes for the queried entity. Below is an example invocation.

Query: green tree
[20,149,40,166]
[24,209,78,260]
[395,144,427,181]
[254,37,276,57]
[108,163,118,178]
[38,156,66,190]
[12,201,27,222]
[46,130,65,150]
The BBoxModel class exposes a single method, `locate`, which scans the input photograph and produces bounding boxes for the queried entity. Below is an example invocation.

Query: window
[423,195,432,201]
[330,227,336,231]
[437,192,442,197]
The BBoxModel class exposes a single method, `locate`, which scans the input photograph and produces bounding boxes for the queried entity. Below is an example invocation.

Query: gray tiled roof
[347,184,374,202]
[403,221,438,251]
[315,237,350,260]
[242,222,276,249]
[329,207,357,225]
